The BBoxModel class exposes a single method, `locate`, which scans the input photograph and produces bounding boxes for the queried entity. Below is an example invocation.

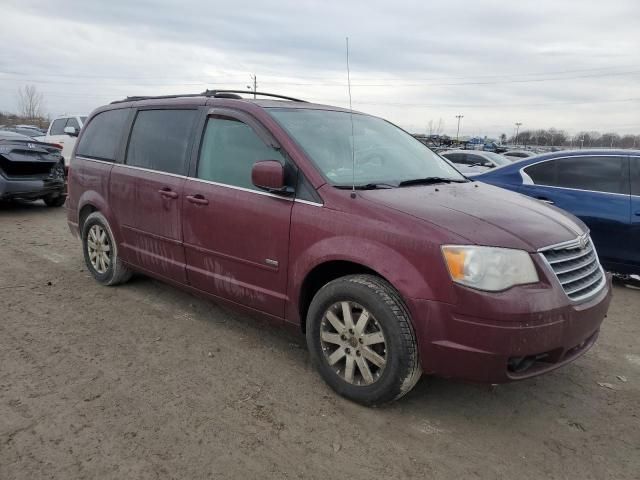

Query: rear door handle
[186,194,209,206]
[158,188,179,199]
[536,197,554,205]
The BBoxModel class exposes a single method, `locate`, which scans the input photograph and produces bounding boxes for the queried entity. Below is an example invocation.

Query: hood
[360,181,585,251]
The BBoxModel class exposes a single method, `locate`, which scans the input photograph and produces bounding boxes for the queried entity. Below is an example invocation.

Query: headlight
[441,245,538,291]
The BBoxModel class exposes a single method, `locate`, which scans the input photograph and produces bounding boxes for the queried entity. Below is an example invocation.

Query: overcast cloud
[1,0,638,137]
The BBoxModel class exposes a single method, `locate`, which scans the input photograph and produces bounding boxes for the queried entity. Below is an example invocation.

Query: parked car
[503,150,536,161]
[44,115,87,166]
[0,130,66,206]
[476,149,640,275]
[440,149,511,176]
[0,125,47,138]
[66,91,611,405]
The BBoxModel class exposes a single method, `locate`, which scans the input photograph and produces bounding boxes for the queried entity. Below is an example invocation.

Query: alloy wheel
[87,225,111,274]
[320,301,387,385]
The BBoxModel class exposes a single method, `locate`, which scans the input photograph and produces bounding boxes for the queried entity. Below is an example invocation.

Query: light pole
[514,122,522,146]
[455,114,464,144]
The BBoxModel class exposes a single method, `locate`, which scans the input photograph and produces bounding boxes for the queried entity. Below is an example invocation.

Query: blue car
[476,149,640,275]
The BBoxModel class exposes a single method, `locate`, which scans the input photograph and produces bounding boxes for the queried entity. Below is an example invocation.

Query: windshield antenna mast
[346,37,356,199]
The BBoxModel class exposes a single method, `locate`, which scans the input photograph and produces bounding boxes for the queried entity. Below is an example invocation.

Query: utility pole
[514,122,522,146]
[455,114,463,144]
[247,74,257,99]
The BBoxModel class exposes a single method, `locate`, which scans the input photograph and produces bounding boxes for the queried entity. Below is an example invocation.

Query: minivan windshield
[269,108,466,188]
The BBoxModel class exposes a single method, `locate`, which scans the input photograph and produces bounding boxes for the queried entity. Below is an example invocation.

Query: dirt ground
[1,202,639,480]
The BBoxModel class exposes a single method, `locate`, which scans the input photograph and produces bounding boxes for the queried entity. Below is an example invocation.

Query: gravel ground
[1,201,639,479]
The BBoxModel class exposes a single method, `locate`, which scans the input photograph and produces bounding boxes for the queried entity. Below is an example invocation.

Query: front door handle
[158,188,179,199]
[536,197,554,205]
[186,194,209,206]
[634,210,640,217]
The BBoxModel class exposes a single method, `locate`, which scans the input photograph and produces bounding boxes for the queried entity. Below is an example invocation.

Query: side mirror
[64,126,79,137]
[251,160,293,195]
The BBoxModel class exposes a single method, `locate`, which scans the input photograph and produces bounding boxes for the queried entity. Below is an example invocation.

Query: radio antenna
[346,37,356,199]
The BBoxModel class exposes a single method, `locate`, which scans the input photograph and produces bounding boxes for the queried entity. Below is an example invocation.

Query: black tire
[43,194,66,207]
[306,274,421,405]
[82,211,132,286]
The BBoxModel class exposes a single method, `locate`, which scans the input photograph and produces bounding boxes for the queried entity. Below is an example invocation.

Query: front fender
[287,235,453,325]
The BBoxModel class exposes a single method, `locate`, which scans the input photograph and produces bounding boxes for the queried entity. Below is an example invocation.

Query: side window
[197,117,285,190]
[557,156,628,194]
[525,157,629,194]
[66,117,80,130]
[50,119,67,135]
[630,157,640,196]
[76,109,130,161]
[444,153,464,164]
[126,109,198,175]
[524,160,558,185]
[466,154,483,165]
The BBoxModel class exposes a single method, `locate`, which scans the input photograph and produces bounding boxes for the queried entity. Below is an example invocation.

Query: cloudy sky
[1,0,638,138]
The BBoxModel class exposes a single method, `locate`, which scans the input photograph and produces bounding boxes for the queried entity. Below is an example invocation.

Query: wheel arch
[76,190,115,239]
[292,238,436,333]
[297,260,385,333]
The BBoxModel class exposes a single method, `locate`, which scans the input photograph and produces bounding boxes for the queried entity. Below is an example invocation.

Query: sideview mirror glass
[63,126,78,137]
[251,160,292,194]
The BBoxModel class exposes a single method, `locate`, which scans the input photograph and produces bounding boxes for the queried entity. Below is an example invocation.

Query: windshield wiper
[335,182,396,190]
[398,177,468,187]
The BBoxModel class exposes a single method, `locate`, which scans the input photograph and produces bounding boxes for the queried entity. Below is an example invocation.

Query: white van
[44,115,87,166]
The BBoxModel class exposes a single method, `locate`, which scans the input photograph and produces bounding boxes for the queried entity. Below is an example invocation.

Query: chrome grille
[540,235,605,302]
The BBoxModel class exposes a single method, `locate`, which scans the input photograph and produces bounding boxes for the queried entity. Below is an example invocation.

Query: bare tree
[17,85,45,119]
[427,118,444,136]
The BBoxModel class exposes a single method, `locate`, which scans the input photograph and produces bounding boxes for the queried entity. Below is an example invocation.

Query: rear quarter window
[76,109,130,161]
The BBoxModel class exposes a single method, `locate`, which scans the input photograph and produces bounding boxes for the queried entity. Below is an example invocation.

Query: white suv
[44,115,87,166]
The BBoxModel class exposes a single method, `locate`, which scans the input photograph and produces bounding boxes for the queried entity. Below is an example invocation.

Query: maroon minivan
[66,90,611,405]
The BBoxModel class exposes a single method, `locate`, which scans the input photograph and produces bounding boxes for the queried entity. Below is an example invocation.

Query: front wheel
[306,274,421,405]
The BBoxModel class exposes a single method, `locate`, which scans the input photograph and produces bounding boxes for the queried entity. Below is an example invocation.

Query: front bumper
[408,273,612,383]
[0,176,65,200]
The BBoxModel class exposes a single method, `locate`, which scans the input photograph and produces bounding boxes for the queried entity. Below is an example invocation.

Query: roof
[105,90,358,114]
[441,149,494,155]
[530,148,640,161]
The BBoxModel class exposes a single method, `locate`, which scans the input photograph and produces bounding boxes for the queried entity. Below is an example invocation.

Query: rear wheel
[82,212,132,286]
[306,274,421,405]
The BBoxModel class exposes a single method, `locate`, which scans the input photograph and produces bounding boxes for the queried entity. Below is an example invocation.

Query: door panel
[183,180,293,316]
[115,108,199,283]
[629,156,640,271]
[128,168,186,282]
[519,184,630,267]
[520,155,631,269]
[111,165,186,281]
[182,112,294,317]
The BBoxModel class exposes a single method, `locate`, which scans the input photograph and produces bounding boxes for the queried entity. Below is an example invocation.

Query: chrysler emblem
[578,235,587,249]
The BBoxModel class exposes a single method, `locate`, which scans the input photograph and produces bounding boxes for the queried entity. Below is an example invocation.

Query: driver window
[198,117,285,190]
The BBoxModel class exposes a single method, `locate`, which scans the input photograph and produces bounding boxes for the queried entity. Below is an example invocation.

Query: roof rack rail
[111,90,307,105]
[202,90,308,102]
